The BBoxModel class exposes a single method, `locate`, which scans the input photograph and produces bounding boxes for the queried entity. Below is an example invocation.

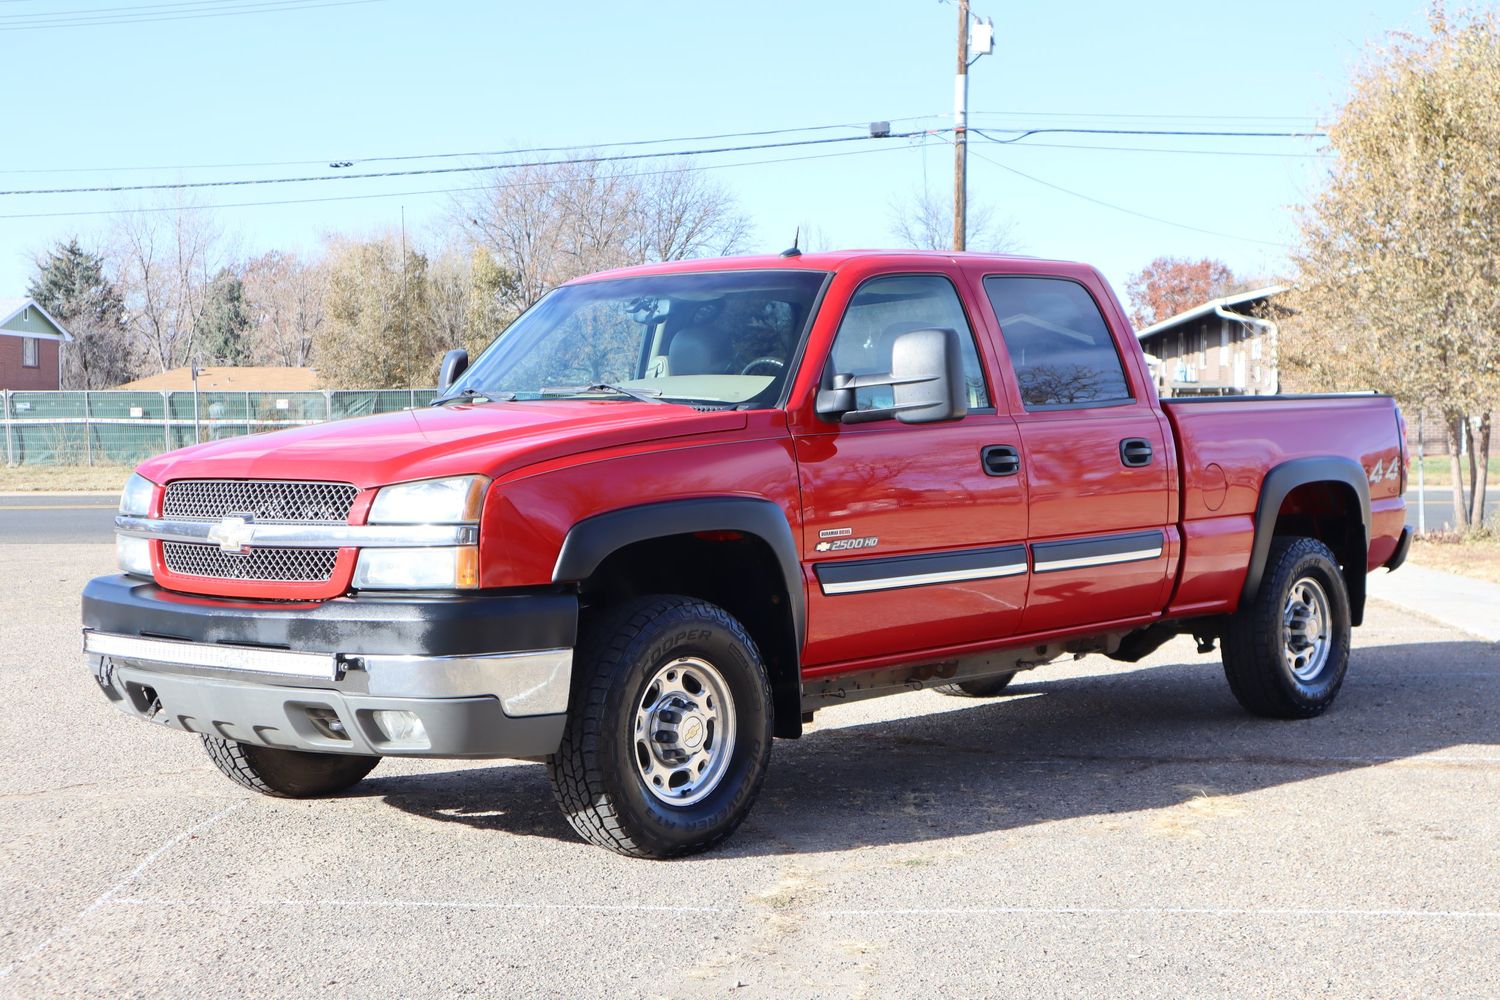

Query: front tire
[202,736,378,797]
[1222,536,1352,719]
[548,596,773,858]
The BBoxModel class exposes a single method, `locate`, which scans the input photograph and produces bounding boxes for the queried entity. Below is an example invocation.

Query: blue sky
[0,0,1433,307]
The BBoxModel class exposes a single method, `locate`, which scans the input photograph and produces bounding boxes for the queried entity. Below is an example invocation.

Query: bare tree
[458,155,751,315]
[242,251,325,368]
[110,198,234,372]
[627,160,751,262]
[888,188,1021,253]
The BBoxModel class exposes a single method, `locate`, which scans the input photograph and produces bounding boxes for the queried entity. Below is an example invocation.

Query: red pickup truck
[84,250,1409,857]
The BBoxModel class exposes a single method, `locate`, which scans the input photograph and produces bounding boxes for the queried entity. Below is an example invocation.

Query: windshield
[446,269,829,407]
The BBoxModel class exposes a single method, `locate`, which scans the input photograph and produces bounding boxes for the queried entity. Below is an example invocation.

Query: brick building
[1134,286,1285,397]
[0,298,72,390]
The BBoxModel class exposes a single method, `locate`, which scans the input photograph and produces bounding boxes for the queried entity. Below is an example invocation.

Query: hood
[137,400,749,489]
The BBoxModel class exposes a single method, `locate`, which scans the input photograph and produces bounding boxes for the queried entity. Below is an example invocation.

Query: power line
[0,139,923,220]
[969,109,1320,123]
[976,127,1326,143]
[972,134,1329,160]
[962,141,1292,249]
[0,0,379,30]
[0,116,940,176]
[0,116,1319,179]
[0,0,301,20]
[0,129,944,197]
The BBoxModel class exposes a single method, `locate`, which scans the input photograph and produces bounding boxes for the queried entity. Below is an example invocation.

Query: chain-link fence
[1,389,437,466]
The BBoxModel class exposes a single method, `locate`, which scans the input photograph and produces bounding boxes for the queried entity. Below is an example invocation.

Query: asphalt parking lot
[2,543,1497,999]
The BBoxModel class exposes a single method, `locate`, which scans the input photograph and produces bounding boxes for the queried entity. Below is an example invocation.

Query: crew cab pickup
[83,250,1410,857]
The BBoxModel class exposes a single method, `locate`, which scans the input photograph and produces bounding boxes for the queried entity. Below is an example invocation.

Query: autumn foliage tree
[1284,3,1499,532]
[1125,257,1236,329]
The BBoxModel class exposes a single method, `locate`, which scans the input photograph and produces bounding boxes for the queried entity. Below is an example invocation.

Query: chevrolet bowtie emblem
[206,514,256,554]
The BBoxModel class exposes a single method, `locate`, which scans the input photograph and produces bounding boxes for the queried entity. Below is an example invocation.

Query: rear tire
[934,672,1017,698]
[202,736,378,798]
[548,595,773,859]
[1222,536,1352,719]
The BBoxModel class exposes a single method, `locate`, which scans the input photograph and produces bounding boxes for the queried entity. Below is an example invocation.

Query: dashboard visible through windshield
[447,269,830,408]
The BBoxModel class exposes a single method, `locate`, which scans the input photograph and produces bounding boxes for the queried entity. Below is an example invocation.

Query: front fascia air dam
[80,574,579,758]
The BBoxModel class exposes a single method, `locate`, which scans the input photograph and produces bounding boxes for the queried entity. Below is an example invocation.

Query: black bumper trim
[1385,525,1412,572]
[82,575,577,656]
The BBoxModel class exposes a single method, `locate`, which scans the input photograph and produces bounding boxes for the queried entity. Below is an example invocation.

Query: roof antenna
[780,227,802,258]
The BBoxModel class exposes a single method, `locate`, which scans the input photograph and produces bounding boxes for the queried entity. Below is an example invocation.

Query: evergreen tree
[27,238,136,389]
[193,268,252,365]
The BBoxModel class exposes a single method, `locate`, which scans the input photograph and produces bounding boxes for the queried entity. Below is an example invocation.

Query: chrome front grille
[162,542,338,583]
[162,480,357,523]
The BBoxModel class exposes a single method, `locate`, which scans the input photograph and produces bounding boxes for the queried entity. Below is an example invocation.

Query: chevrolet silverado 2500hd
[83,250,1410,857]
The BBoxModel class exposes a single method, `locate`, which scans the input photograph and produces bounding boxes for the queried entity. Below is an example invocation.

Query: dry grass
[1408,531,1500,584]
[1413,455,1499,488]
[0,464,133,493]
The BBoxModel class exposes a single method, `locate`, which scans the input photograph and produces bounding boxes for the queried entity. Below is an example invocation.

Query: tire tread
[547,595,770,858]
[1222,536,1349,719]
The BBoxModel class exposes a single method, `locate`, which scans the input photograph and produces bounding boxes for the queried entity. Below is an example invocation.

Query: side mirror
[438,349,469,392]
[816,327,969,425]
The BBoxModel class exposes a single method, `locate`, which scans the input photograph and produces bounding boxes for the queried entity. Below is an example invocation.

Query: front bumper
[82,574,578,759]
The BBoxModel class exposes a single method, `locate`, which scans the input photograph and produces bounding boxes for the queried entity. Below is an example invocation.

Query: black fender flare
[1241,456,1371,623]
[552,496,806,651]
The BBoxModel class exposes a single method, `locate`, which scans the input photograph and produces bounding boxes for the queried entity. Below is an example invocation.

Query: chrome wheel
[633,656,736,807]
[1283,576,1332,681]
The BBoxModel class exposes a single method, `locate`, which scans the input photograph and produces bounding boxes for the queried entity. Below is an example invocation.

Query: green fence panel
[8,391,87,418]
[4,388,437,466]
[85,392,169,419]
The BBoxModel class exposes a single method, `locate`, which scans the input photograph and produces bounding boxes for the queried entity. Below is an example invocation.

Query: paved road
[3,543,1497,998]
[1,488,1491,547]
[1407,486,1498,531]
[0,494,116,544]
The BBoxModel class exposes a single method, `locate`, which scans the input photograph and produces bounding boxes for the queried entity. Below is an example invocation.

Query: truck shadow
[371,639,1500,856]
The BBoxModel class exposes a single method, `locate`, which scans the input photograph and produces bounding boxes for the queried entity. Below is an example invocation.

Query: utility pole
[953,0,970,252]
[952,2,993,252]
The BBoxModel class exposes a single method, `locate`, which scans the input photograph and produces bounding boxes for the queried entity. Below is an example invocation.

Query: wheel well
[578,531,803,738]
[1272,481,1367,625]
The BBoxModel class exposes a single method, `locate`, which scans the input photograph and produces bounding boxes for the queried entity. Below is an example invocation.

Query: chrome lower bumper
[83,629,573,759]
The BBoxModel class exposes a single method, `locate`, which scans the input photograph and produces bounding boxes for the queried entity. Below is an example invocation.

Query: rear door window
[983,276,1132,409]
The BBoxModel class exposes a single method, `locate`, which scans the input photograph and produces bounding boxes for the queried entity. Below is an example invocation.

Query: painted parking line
[108,895,1500,922]
[0,801,245,981]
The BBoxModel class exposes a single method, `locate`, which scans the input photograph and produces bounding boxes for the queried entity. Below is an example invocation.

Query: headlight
[352,547,479,590]
[119,472,156,517]
[368,476,486,524]
[117,535,153,578]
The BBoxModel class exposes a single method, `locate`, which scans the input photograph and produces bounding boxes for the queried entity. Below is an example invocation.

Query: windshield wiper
[540,383,670,405]
[430,387,514,406]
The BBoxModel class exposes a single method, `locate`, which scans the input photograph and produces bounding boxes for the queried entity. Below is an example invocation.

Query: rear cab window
[982,276,1133,410]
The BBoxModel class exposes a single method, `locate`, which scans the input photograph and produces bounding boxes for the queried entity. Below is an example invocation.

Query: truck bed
[1160,393,1406,619]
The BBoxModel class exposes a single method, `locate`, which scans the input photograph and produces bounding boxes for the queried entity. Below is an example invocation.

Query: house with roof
[0,298,72,390]
[1134,286,1285,397]
[115,366,321,392]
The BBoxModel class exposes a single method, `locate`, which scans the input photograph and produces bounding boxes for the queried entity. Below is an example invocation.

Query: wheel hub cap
[1283,576,1332,682]
[633,656,736,807]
